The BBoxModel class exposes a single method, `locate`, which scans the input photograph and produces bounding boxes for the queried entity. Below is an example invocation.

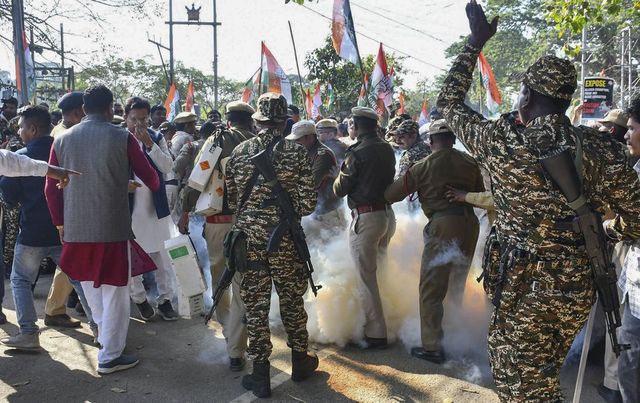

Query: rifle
[249,148,322,296]
[204,265,235,325]
[541,147,629,356]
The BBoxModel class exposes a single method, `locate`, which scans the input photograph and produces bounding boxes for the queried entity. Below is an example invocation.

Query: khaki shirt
[385,148,485,218]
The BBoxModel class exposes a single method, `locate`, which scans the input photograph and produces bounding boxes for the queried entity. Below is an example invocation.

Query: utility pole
[580,26,587,104]
[60,23,65,91]
[213,0,218,109]
[164,1,222,108]
[620,27,633,109]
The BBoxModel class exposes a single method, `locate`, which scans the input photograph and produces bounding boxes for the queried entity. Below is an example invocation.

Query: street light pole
[169,0,175,85]
[213,0,218,110]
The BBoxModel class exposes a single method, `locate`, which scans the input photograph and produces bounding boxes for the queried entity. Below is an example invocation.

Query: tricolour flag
[357,73,368,107]
[305,88,313,119]
[164,82,180,121]
[185,80,195,112]
[311,83,322,119]
[418,98,429,126]
[398,91,405,115]
[370,43,393,117]
[325,83,335,110]
[478,52,502,113]
[14,31,36,100]
[260,42,292,104]
[331,0,359,64]
[241,69,261,105]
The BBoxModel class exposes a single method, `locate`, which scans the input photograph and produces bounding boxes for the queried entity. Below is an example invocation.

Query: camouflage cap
[395,120,419,136]
[520,55,577,100]
[386,115,411,134]
[252,92,289,122]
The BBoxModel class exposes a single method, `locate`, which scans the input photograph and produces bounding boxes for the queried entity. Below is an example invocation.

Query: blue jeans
[10,243,95,334]
[619,303,640,403]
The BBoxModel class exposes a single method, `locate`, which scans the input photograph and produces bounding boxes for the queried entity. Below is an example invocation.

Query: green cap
[521,55,577,100]
[395,120,419,136]
[252,92,289,122]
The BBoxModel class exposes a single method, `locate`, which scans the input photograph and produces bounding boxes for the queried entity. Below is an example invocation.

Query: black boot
[291,350,319,382]
[241,361,271,398]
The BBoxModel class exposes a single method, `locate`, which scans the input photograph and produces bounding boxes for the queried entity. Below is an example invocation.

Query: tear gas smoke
[268,202,495,384]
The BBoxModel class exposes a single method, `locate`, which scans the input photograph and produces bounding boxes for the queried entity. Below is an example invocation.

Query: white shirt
[619,160,640,319]
[131,136,175,253]
[0,149,49,177]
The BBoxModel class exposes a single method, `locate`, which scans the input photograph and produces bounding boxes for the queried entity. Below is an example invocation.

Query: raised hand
[466,0,499,49]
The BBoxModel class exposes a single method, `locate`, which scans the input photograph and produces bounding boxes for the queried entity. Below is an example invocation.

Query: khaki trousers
[44,268,74,316]
[203,221,247,358]
[349,208,396,339]
[420,213,479,351]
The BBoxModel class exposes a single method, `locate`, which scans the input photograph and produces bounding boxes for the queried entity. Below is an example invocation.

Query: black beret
[57,91,84,112]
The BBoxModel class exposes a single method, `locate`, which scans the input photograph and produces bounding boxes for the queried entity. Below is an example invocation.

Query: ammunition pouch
[224,230,247,273]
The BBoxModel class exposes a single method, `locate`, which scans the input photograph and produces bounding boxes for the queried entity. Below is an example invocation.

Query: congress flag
[357,73,369,107]
[325,83,335,110]
[478,52,502,113]
[398,91,405,115]
[305,88,313,119]
[185,80,195,112]
[370,43,393,117]
[260,42,292,104]
[418,98,429,126]
[164,82,180,122]
[241,69,261,105]
[331,0,359,64]
[311,83,322,119]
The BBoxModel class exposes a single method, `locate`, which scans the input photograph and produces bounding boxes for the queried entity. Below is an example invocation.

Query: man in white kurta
[125,98,179,321]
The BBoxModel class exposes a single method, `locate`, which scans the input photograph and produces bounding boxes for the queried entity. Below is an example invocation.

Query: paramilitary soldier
[385,119,484,364]
[334,106,396,349]
[394,120,431,178]
[178,101,255,372]
[438,1,640,401]
[225,93,318,398]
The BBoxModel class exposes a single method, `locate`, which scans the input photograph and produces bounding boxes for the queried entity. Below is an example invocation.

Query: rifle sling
[238,138,279,209]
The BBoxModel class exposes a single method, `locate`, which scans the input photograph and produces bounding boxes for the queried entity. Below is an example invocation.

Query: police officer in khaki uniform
[385,119,485,363]
[333,106,396,349]
[286,120,345,234]
[178,101,255,372]
[167,111,197,216]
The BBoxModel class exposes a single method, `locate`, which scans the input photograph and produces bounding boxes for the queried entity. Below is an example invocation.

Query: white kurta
[131,137,175,253]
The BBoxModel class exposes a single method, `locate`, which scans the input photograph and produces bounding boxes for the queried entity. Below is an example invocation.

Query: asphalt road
[0,272,605,403]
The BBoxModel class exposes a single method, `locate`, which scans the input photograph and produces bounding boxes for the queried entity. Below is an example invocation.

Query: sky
[0,0,473,90]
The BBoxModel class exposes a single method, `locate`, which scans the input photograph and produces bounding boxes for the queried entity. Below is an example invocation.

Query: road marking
[228,347,337,403]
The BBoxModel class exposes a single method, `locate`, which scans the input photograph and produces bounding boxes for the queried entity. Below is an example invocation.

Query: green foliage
[75,57,244,117]
[303,36,406,115]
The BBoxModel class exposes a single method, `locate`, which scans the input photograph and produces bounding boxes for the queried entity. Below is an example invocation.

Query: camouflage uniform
[437,44,640,401]
[225,94,316,363]
[395,120,431,179]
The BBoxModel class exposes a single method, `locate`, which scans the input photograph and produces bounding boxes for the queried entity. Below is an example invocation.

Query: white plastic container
[164,235,206,298]
[188,143,222,192]
[195,157,229,216]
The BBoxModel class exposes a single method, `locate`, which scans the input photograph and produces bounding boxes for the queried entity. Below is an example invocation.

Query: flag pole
[288,21,308,119]
[258,41,265,97]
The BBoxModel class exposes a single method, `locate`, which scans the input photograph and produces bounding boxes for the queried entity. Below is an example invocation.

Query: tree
[74,56,245,116]
[304,35,407,115]
[0,0,154,65]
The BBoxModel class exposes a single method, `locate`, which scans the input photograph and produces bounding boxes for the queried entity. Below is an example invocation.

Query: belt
[165,179,179,186]
[351,203,387,218]
[206,214,233,224]
[431,205,473,220]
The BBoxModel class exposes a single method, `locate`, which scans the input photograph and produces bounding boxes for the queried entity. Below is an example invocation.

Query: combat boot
[241,360,271,398]
[291,350,319,382]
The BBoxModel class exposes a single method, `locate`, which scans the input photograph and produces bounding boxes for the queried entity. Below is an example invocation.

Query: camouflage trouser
[241,249,309,363]
[488,257,593,402]
[2,204,20,272]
